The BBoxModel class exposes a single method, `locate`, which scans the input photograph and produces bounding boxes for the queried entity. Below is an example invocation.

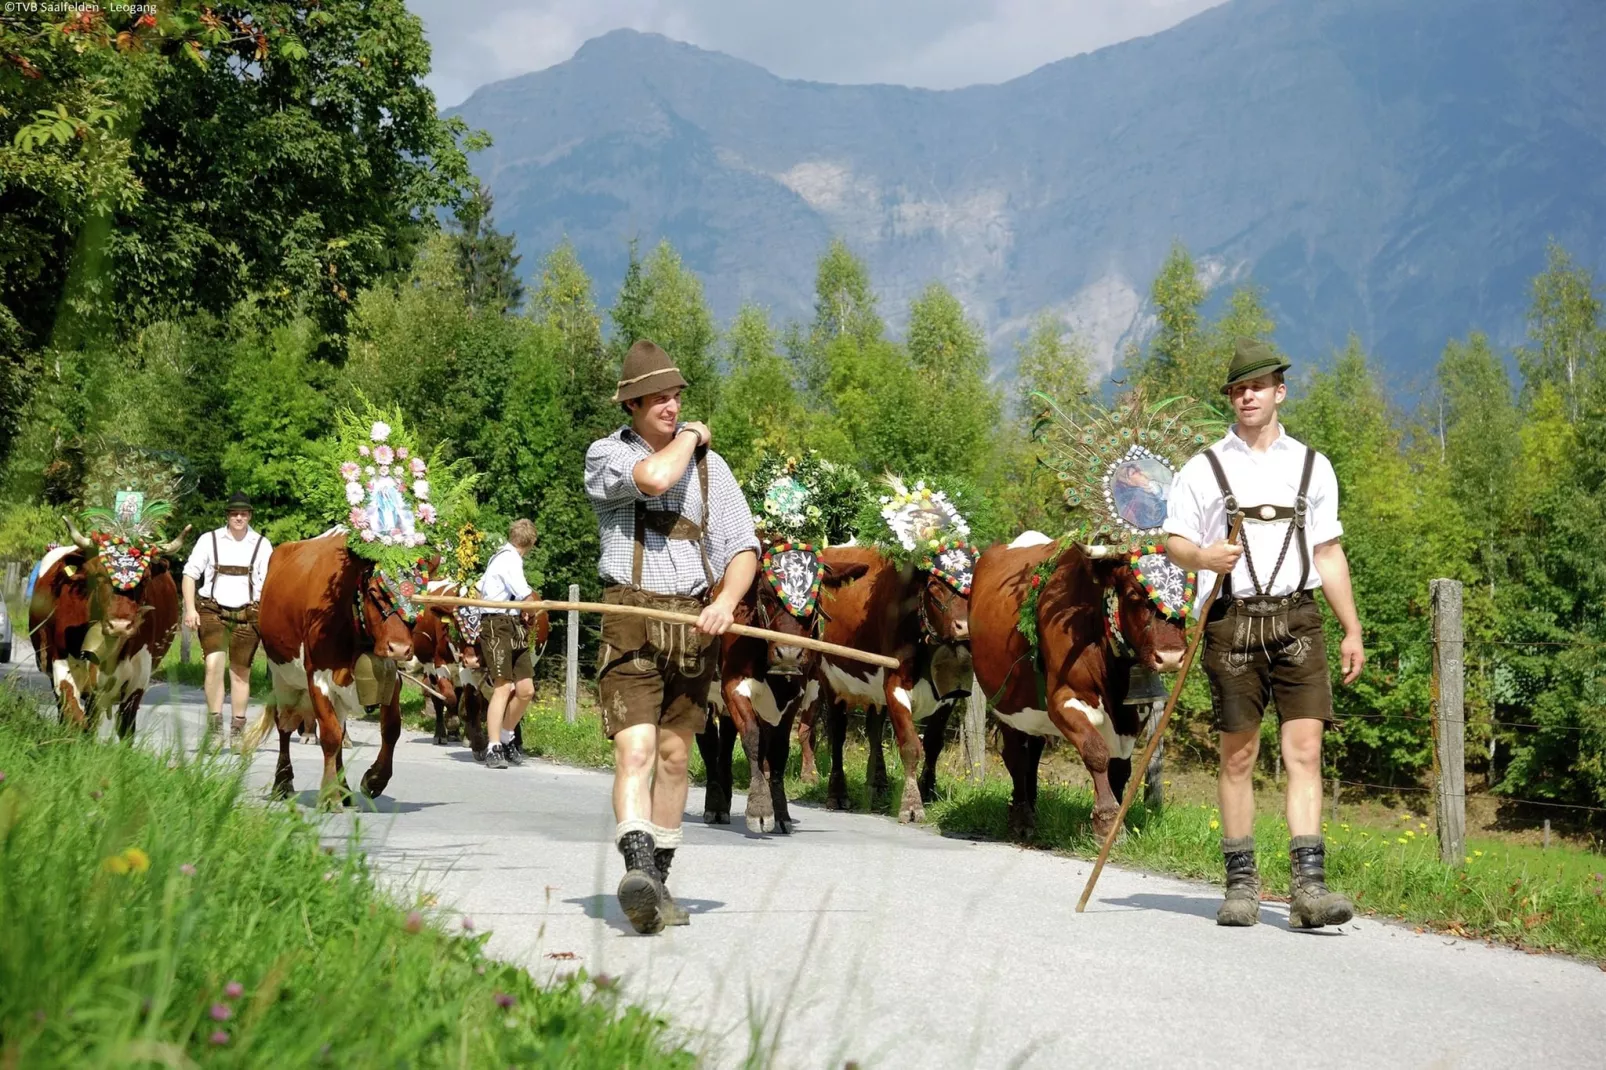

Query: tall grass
[0,685,694,1068]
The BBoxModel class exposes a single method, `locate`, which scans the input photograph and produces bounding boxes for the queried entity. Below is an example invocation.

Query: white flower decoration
[413,479,430,501]
[370,421,391,443]
[344,482,365,505]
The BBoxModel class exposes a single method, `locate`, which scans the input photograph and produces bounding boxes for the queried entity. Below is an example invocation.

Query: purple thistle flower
[494,992,514,1009]
[210,1030,230,1046]
[210,1003,232,1022]
[224,981,244,999]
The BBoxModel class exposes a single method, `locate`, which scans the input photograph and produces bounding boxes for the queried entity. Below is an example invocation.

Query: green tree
[451,187,524,314]
[712,304,812,480]
[1437,333,1521,597]
[1518,241,1602,422]
[607,240,719,418]
[1127,241,1206,395]
[800,238,882,396]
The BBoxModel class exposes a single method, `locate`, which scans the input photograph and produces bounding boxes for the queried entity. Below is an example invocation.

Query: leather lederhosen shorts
[1202,590,1335,734]
[196,597,260,672]
[481,613,533,687]
[596,584,715,740]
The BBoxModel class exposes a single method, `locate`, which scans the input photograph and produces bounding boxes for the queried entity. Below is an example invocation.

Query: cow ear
[821,561,870,586]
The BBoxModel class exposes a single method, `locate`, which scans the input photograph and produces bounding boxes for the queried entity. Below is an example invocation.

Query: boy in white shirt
[477,519,539,769]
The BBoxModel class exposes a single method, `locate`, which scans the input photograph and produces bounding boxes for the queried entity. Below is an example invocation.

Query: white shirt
[477,544,531,613]
[182,527,272,608]
[1163,425,1342,615]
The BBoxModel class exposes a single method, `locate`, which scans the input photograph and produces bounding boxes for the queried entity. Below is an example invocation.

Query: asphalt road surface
[14,661,1606,1069]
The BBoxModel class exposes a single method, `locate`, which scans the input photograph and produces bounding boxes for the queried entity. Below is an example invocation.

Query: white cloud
[410,0,1225,107]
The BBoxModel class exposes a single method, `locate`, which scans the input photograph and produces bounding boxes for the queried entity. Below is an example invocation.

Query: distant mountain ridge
[447,0,1606,386]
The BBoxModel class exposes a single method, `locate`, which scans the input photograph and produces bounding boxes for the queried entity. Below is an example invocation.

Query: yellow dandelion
[1340,823,1351,831]
[1396,837,1408,845]
[1208,819,1220,831]
[101,854,130,875]
[122,847,150,874]
[1417,822,1428,831]
[1405,830,1415,838]
[1465,856,1473,864]
[1474,849,1484,857]
[1398,812,1411,821]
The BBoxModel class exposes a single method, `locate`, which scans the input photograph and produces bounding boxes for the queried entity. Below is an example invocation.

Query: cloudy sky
[412,0,1226,107]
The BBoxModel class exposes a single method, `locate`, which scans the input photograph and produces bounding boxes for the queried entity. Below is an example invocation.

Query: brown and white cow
[807,545,975,823]
[698,544,827,834]
[29,519,187,738]
[243,535,416,805]
[970,532,1186,843]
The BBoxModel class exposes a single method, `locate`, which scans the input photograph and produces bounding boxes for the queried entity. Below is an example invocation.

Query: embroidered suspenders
[210,530,264,605]
[631,449,715,593]
[1201,446,1317,598]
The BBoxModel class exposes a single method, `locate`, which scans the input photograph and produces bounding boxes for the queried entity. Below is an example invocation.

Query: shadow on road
[1096,891,1222,920]
[288,789,448,815]
[565,894,728,935]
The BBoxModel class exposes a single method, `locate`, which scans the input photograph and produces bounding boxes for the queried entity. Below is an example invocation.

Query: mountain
[446,0,1606,387]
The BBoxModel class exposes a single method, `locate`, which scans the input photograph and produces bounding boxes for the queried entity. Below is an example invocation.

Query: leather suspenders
[631,448,714,593]
[1201,446,1317,598]
[210,529,264,605]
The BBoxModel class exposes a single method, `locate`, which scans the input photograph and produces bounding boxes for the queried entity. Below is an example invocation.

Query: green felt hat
[1222,337,1291,393]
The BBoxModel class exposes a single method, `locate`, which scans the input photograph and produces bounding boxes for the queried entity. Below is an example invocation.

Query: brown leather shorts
[197,598,260,672]
[1202,593,1334,734]
[596,585,715,740]
[481,613,532,686]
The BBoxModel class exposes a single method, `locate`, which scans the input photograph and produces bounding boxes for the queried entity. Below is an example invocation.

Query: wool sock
[650,823,684,849]
[614,817,655,845]
[500,730,514,745]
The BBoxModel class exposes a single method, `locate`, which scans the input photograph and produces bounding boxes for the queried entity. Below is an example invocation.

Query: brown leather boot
[615,830,664,935]
[1216,836,1261,927]
[1288,835,1353,929]
[654,847,691,926]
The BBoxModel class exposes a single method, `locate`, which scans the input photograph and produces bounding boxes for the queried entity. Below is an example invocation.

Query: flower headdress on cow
[1030,391,1226,621]
[301,400,478,583]
[65,443,193,590]
[742,452,869,619]
[853,473,990,597]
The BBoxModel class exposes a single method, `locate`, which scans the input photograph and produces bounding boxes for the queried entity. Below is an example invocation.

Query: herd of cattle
[28,527,1187,837]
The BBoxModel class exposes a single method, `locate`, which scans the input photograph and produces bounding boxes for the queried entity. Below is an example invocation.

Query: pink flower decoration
[358,445,370,457]
[179,863,196,876]
[417,504,437,525]
[397,446,409,459]
[412,480,430,501]
[404,911,423,934]
[210,1003,232,1022]
[210,1031,230,1046]
[378,464,390,476]
[348,506,367,529]
[360,530,377,543]
[410,457,427,477]
[340,462,360,481]
[374,445,394,465]
[224,981,244,999]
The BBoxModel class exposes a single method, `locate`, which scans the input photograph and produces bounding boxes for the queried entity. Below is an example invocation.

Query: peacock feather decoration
[1032,390,1227,546]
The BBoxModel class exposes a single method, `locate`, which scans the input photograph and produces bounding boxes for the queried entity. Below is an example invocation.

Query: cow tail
[240,705,276,754]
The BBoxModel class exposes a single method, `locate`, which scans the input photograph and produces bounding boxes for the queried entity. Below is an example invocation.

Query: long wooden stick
[1075,516,1244,913]
[416,594,902,670]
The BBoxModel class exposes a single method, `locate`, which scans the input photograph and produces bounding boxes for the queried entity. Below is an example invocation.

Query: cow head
[918,541,976,644]
[1079,542,1187,673]
[64,517,187,640]
[362,568,420,661]
[756,543,826,677]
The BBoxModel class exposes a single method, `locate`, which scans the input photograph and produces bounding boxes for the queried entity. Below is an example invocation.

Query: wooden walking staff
[1075,516,1244,913]
[416,593,903,671]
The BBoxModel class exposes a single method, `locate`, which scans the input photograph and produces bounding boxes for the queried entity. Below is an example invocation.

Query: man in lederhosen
[182,491,272,747]
[477,518,539,770]
[1163,339,1366,929]
[584,339,760,934]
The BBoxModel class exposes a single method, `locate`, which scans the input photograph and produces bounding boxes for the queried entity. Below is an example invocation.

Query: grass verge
[0,684,694,1068]
[512,696,1606,963]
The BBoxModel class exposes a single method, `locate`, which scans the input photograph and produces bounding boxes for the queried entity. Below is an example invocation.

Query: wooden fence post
[181,626,191,664]
[3,561,18,597]
[962,674,987,782]
[1431,578,1466,866]
[564,583,579,724]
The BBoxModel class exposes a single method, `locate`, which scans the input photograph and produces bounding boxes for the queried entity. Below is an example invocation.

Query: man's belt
[214,564,254,577]
[1209,589,1314,620]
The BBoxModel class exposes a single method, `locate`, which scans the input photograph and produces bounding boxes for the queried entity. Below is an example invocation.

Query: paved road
[14,662,1606,1069]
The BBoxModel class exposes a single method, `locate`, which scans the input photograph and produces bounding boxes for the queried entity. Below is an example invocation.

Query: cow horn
[1076,543,1118,560]
[158,524,192,556]
[63,516,94,552]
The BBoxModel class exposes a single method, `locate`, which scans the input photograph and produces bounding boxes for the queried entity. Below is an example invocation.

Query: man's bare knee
[615,736,657,778]
[514,679,535,701]
[1220,730,1260,780]
[1281,720,1323,775]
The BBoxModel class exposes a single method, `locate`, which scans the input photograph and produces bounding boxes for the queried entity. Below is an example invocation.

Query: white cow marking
[111,647,153,702]
[39,545,76,576]
[993,707,1062,738]
[1008,531,1054,549]
[821,661,885,707]
[1064,696,1137,760]
[734,677,785,727]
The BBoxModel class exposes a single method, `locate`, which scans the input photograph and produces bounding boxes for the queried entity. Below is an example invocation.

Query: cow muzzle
[1153,648,1184,674]
[381,639,413,660]
[767,646,809,677]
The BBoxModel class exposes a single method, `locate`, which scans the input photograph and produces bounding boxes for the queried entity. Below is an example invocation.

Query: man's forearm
[182,575,198,612]
[632,429,700,495]
[1313,543,1361,636]
[715,551,758,611]
[1165,535,1207,572]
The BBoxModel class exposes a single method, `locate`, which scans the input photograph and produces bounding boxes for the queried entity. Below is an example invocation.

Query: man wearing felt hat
[583,339,760,934]
[182,491,272,748]
[1163,338,1366,930]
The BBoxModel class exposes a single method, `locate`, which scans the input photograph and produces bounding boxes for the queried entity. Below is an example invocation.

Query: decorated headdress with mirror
[67,442,193,590]
[856,474,980,597]
[1033,392,1226,620]
[744,452,869,620]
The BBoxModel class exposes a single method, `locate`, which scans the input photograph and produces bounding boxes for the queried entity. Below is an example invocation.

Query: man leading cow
[182,491,270,748]
[584,339,760,935]
[1163,338,1365,929]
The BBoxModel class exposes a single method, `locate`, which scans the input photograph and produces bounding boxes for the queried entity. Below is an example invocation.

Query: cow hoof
[800,769,819,785]
[433,735,447,746]
[774,814,793,835]
[360,771,389,799]
[447,731,462,743]
[746,813,774,834]
[271,778,294,801]
[472,747,487,763]
[898,804,926,824]
[1091,807,1122,844]
[825,795,847,811]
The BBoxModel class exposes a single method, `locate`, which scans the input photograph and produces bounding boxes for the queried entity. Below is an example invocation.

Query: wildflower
[592,974,617,991]
[210,1003,232,1022]
[224,982,244,1000]
[1163,780,1172,787]
[1465,856,1473,864]
[1396,837,1407,845]
[1208,819,1220,831]
[1340,823,1351,831]
[102,854,131,875]
[1417,822,1428,831]
[1398,812,1411,820]
[1474,850,1484,858]
[120,847,149,873]
[404,911,423,934]
[1404,830,1415,839]
[461,917,475,931]
[494,992,515,1009]
[210,1030,230,1046]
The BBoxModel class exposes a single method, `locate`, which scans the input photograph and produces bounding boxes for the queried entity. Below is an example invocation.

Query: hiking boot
[653,847,691,926]
[504,739,525,766]
[485,744,509,770]
[616,830,665,934]
[1288,835,1353,929]
[1216,836,1261,927]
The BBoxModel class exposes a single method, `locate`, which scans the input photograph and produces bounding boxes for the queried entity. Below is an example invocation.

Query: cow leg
[766,705,797,834]
[1044,688,1122,842]
[431,691,447,745]
[999,724,1047,841]
[883,672,927,824]
[797,684,820,784]
[864,706,890,803]
[696,718,731,824]
[271,705,296,799]
[115,689,144,741]
[52,663,88,730]
[463,688,488,761]
[361,679,403,799]
[825,699,849,810]
[444,678,463,743]
[726,681,774,834]
[918,702,953,804]
[305,682,352,809]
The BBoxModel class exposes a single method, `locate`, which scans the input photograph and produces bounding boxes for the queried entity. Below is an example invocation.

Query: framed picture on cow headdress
[1032,391,1226,620]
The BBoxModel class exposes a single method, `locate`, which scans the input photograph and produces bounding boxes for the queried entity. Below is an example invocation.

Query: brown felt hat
[611,339,688,403]
[1222,337,1291,394]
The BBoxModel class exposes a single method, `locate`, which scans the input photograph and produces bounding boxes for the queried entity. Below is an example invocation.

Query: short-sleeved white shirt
[1163,425,1342,615]
[477,543,532,614]
[182,527,271,608]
